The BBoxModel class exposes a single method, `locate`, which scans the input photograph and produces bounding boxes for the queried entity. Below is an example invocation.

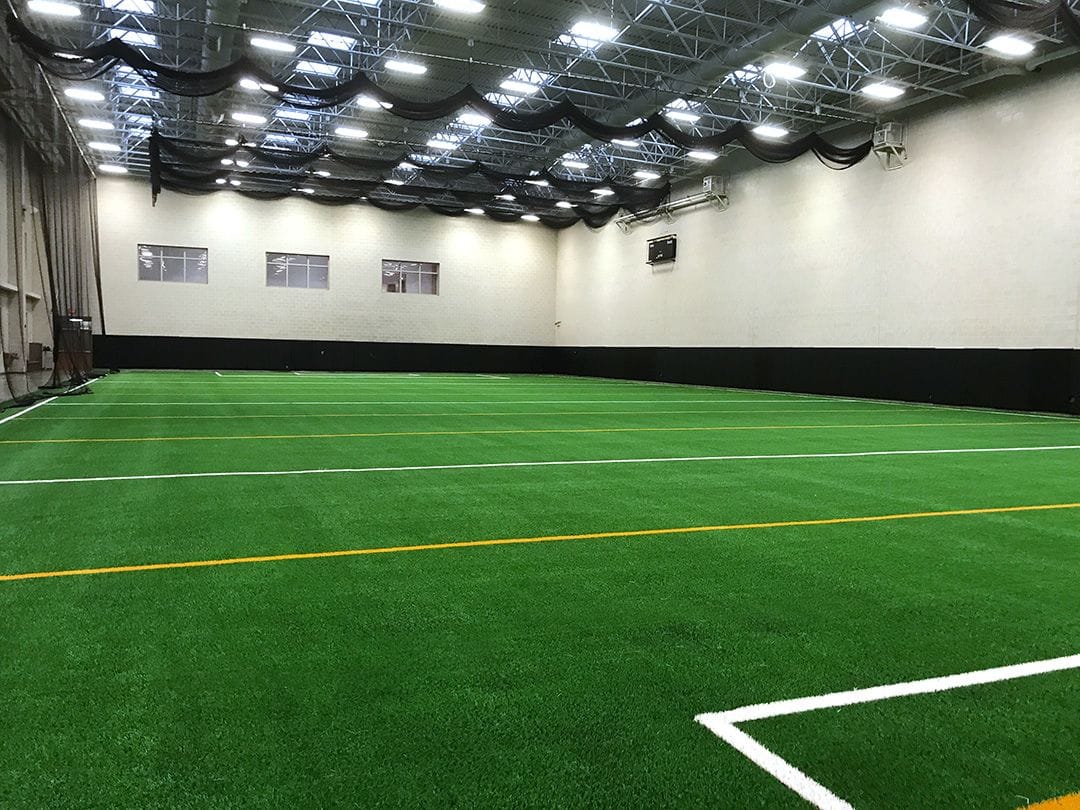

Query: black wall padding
[559,346,1080,415]
[95,335,1080,415]
[94,334,562,375]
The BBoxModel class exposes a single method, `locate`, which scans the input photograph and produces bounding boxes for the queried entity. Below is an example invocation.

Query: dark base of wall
[94,334,561,376]
[94,335,1080,415]
[560,346,1080,415]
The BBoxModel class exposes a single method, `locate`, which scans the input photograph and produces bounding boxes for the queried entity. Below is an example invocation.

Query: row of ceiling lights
[39,0,1040,178]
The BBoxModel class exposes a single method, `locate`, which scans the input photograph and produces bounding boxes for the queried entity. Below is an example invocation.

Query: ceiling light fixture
[88,141,121,152]
[458,112,491,127]
[568,20,619,43]
[633,170,662,180]
[79,118,114,130]
[386,59,427,75]
[357,95,393,110]
[664,109,701,124]
[434,0,485,13]
[334,126,369,138]
[239,78,279,93]
[611,139,639,148]
[861,82,905,100]
[499,79,541,95]
[231,111,268,125]
[275,109,311,122]
[64,88,105,102]
[98,164,127,174]
[984,34,1035,56]
[878,7,928,28]
[28,0,80,16]
[752,124,789,139]
[250,36,295,53]
[521,214,541,222]
[763,62,807,80]
[687,150,718,161]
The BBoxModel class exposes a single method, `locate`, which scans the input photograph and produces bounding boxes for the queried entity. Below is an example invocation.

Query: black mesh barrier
[150,131,661,229]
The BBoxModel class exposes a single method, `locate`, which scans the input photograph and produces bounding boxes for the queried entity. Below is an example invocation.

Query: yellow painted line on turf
[0,421,1051,445]
[2,501,1078,583]
[1025,794,1080,810]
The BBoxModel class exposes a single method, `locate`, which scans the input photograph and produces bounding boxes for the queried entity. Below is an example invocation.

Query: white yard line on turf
[0,380,96,428]
[695,653,1080,810]
[1,444,1078,486]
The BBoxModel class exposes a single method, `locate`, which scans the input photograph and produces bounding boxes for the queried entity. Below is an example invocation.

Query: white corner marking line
[698,720,854,810]
[0,444,1078,486]
[694,653,1080,809]
[214,371,224,377]
[0,395,58,427]
[0,379,95,428]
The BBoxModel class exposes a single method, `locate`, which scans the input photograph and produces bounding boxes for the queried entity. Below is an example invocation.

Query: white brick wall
[97,180,559,346]
[555,69,1080,349]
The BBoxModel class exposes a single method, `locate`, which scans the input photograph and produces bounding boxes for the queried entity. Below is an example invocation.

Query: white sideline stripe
[214,371,224,377]
[695,653,1080,810]
[0,380,95,428]
[2,444,1078,487]
[0,396,58,426]
[701,722,853,810]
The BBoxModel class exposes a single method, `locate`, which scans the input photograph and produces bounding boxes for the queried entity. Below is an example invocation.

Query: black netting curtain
[33,153,101,386]
[0,111,101,399]
[149,132,663,229]
[10,14,873,168]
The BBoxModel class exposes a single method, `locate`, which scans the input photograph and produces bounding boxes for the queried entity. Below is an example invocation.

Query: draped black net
[12,14,874,166]
[966,0,1080,36]
[150,132,646,229]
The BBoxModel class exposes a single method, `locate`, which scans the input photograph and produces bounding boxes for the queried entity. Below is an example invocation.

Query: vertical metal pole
[16,143,30,386]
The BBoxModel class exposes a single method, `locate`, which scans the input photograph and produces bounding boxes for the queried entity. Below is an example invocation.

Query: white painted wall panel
[97,179,558,346]
[555,71,1080,349]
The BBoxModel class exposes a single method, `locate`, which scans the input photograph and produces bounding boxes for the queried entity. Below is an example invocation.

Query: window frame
[265,251,330,290]
[137,243,209,285]
[381,258,440,296]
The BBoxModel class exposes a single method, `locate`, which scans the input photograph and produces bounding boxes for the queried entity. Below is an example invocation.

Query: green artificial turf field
[0,370,1077,808]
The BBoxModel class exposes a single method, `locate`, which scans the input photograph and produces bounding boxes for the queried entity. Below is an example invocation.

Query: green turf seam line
[3,501,1078,583]
[0,420,1052,445]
